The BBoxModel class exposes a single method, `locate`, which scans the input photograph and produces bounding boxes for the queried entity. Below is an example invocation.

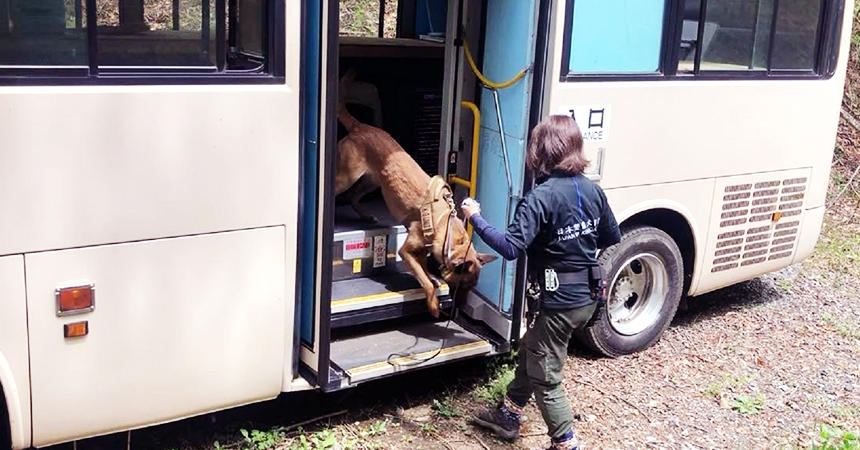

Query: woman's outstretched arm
[469,214,521,261]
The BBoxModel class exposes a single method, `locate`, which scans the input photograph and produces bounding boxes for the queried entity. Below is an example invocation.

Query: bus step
[333,201,407,282]
[331,273,451,328]
[328,320,492,388]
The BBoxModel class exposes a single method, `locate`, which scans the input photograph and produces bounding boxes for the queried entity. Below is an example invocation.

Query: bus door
[297,0,332,387]
[458,0,541,342]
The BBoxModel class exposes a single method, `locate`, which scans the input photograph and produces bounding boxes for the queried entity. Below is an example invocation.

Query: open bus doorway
[306,0,542,391]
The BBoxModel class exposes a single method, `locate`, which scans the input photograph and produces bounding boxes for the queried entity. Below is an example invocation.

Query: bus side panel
[0,256,30,449]
[695,168,811,295]
[0,87,298,257]
[26,227,286,447]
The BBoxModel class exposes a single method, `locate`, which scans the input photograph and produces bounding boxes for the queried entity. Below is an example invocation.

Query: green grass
[811,225,860,278]
[833,405,860,420]
[288,428,338,450]
[854,3,860,46]
[731,394,765,415]
[821,313,860,340]
[432,395,463,419]
[238,427,286,450]
[366,419,388,437]
[704,373,753,398]
[812,424,860,450]
[473,358,516,404]
[419,422,438,435]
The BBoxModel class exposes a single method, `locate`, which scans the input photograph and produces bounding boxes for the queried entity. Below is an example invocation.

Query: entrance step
[329,319,492,387]
[331,273,450,328]
[333,201,407,282]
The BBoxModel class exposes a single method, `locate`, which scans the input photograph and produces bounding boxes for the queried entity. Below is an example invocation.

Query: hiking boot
[546,430,580,450]
[473,405,521,440]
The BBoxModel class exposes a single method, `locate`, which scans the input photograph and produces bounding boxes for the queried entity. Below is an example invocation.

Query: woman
[462,115,620,450]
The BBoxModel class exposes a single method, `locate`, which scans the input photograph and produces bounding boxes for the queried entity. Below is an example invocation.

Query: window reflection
[0,0,88,66]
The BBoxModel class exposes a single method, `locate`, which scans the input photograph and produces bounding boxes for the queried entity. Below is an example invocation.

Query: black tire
[0,386,9,450]
[576,226,684,357]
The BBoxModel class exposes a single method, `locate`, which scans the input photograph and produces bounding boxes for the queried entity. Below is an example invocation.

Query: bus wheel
[0,385,9,450]
[577,226,683,357]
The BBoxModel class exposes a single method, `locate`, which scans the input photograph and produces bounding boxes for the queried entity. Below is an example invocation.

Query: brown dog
[335,90,496,318]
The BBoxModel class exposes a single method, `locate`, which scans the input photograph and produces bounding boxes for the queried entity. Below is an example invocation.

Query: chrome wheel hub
[607,253,669,336]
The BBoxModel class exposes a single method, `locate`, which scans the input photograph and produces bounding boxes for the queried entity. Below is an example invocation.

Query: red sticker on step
[343,238,372,260]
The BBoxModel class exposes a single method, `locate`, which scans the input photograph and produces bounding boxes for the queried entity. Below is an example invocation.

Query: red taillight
[56,285,94,316]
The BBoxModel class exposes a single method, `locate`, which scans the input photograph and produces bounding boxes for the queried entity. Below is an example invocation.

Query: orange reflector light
[56,285,95,316]
[772,211,782,222]
[64,321,89,338]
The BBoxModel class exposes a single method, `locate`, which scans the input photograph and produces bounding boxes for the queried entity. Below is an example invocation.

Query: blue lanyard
[572,176,584,218]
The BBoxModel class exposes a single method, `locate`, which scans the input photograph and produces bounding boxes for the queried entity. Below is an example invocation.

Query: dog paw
[427,298,440,318]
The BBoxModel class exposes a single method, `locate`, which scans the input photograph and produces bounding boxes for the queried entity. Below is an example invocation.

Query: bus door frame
[297,0,338,390]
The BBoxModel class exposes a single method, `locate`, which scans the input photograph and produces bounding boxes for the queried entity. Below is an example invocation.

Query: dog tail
[337,68,361,131]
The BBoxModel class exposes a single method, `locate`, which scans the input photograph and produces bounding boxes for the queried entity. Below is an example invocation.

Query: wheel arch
[616,204,699,296]
[0,378,9,450]
[0,353,26,449]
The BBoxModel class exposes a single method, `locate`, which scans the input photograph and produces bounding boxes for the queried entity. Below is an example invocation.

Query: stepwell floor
[330,320,490,383]
[331,272,444,301]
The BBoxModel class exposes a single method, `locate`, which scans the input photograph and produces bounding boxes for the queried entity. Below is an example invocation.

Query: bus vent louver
[711,177,807,273]
[407,88,444,175]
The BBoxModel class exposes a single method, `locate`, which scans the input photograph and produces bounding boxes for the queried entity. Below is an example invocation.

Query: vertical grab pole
[491,88,514,204]
[461,101,480,200]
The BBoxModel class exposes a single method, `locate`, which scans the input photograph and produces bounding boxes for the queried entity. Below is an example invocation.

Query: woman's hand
[461,197,481,219]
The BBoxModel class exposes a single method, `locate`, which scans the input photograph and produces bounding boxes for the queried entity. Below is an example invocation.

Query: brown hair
[526,115,587,179]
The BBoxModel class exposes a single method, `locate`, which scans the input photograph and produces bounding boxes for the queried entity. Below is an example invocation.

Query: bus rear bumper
[793,205,826,265]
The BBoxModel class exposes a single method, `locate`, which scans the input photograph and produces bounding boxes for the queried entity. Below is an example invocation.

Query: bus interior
[319,0,541,389]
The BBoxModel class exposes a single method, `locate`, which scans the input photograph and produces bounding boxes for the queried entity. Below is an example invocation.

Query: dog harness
[420,175,459,269]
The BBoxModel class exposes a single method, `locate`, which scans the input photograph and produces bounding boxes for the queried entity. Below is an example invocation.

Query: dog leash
[386,215,475,367]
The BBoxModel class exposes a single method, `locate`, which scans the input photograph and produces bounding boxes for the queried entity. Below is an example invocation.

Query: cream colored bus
[0,0,853,447]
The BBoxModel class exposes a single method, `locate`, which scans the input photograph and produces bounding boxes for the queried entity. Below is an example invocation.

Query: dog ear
[476,253,498,265]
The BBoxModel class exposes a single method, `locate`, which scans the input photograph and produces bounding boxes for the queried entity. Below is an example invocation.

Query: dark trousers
[506,303,596,440]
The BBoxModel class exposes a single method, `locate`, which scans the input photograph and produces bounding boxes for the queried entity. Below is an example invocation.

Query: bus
[0,0,853,447]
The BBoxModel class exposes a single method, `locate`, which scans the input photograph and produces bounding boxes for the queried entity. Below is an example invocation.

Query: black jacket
[507,173,621,309]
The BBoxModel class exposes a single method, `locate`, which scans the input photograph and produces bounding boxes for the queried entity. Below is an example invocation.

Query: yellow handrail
[449,101,481,236]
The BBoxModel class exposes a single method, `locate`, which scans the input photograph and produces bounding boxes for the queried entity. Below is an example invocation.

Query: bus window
[697,0,772,71]
[771,0,823,71]
[0,0,88,66]
[97,0,216,67]
[0,0,278,79]
[339,0,399,38]
[680,0,824,73]
[234,0,264,57]
[566,0,666,74]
